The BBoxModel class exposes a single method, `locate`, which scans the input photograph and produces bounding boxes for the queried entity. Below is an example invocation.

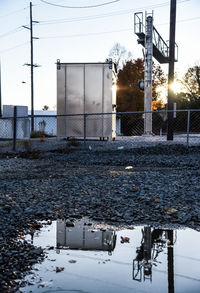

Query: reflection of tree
[133,226,175,291]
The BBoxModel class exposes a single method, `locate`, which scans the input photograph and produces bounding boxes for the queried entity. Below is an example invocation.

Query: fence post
[83,114,87,148]
[13,106,17,151]
[186,110,190,148]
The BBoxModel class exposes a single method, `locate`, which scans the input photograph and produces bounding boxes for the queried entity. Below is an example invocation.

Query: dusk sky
[0,0,199,110]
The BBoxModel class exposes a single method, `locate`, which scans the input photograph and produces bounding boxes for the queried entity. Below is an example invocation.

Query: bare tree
[108,43,132,71]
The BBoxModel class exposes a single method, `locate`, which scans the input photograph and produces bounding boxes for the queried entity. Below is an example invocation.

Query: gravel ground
[0,144,200,291]
[0,133,200,154]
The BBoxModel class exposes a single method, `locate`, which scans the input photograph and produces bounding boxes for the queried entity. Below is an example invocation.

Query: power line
[0,11,196,47]
[0,0,195,54]
[38,10,131,25]
[0,42,29,54]
[40,0,120,9]
[175,15,200,23]
[157,15,200,26]
[0,6,29,19]
[37,0,190,25]
[40,28,132,39]
[38,14,200,40]
[0,27,24,39]
[1,18,195,52]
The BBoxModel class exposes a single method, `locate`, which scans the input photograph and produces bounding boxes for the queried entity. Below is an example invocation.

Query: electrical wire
[40,0,120,9]
[37,0,190,25]
[0,0,194,54]
[156,15,200,26]
[38,14,200,40]
[176,15,200,23]
[2,14,198,52]
[38,9,131,25]
[0,27,24,39]
[40,28,132,39]
[0,6,29,19]
[0,42,29,54]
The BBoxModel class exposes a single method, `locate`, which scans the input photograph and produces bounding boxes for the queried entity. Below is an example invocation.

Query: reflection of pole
[143,226,152,281]
[144,13,153,135]
[144,226,152,260]
[167,230,174,293]
[167,0,177,140]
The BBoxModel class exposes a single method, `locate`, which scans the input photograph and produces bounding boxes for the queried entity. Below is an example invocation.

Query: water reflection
[56,221,177,291]
[21,221,200,293]
[56,219,116,254]
[133,227,175,293]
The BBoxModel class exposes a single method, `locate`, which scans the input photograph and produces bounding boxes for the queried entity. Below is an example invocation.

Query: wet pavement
[19,220,200,293]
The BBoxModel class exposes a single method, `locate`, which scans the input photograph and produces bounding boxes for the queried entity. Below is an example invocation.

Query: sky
[0,0,199,110]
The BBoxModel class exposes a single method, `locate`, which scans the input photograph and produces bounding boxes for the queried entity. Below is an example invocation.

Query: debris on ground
[56,267,65,273]
[121,236,130,243]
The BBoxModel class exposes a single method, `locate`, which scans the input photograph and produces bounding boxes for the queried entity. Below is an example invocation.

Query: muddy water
[19,220,200,293]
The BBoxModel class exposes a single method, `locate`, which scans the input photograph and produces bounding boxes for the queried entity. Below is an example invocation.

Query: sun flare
[170,81,183,94]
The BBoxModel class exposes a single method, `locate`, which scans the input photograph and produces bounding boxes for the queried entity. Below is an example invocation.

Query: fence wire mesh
[0,110,200,152]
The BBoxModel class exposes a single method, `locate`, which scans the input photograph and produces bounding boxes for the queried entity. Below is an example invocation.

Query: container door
[57,65,66,137]
[85,64,103,137]
[103,64,113,139]
[65,65,84,137]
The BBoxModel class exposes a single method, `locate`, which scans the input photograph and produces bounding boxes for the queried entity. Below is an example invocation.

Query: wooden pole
[167,0,177,140]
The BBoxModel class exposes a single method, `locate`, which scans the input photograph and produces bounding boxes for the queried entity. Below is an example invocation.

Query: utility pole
[167,0,177,140]
[135,9,178,139]
[30,1,34,132]
[0,61,2,117]
[23,2,40,132]
[144,12,153,135]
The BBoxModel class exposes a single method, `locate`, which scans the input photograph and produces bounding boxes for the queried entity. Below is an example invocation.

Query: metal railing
[0,109,200,152]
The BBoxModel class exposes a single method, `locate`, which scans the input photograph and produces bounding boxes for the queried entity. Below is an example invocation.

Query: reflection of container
[56,220,116,252]
[57,61,117,140]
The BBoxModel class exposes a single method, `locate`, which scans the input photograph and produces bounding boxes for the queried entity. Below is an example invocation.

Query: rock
[32,248,43,256]
[66,220,74,227]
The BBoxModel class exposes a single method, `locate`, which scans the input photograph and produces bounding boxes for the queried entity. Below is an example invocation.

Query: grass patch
[0,138,12,141]
[30,131,55,139]
[66,138,80,147]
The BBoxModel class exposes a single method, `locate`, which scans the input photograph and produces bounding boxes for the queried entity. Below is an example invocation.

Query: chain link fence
[0,109,200,152]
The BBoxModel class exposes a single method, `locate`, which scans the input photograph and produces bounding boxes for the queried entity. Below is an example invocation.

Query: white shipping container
[57,61,117,140]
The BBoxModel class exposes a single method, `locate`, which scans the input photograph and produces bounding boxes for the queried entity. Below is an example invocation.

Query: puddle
[19,220,200,293]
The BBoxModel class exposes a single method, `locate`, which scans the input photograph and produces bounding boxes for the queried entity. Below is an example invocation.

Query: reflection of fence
[0,109,200,152]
